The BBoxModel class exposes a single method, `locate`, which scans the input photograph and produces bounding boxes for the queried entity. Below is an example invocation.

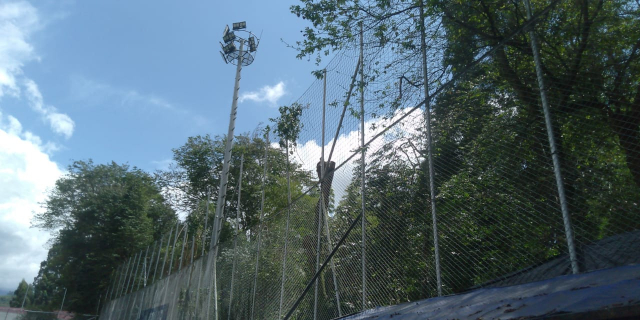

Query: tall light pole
[207,21,260,320]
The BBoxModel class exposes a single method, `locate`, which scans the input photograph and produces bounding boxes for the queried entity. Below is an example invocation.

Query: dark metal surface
[339,264,640,320]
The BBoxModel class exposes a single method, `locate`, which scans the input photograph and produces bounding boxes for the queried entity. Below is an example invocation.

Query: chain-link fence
[100,0,640,319]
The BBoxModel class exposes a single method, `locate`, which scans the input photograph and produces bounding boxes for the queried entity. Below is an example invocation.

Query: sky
[0,0,325,294]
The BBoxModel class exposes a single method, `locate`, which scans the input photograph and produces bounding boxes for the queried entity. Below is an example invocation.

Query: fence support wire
[524,0,579,275]
[251,131,269,320]
[229,154,244,320]
[359,22,368,310]
[420,0,443,296]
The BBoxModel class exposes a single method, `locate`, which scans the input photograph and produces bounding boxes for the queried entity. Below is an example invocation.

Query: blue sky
[0,0,323,293]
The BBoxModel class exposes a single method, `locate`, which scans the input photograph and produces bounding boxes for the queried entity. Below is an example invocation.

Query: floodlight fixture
[232,21,246,30]
[223,31,236,43]
[220,42,236,55]
[248,36,256,52]
[219,20,259,67]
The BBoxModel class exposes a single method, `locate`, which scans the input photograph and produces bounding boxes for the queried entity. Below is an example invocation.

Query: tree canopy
[29,160,176,313]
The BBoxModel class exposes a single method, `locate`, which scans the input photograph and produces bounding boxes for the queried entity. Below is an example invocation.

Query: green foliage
[270,103,306,150]
[31,160,176,313]
[159,133,315,238]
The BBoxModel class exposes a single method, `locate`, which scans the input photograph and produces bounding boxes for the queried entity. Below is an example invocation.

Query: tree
[158,132,314,238]
[9,279,32,308]
[31,160,176,313]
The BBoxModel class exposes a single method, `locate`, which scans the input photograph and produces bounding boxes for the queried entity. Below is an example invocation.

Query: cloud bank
[0,0,75,139]
[0,112,63,292]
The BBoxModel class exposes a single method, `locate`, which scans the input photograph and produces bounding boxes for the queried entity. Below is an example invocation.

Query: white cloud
[24,79,75,139]
[0,1,75,138]
[0,1,37,98]
[0,112,63,291]
[287,108,424,205]
[239,81,286,106]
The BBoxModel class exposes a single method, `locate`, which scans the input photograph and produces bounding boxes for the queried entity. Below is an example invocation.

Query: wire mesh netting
[101,1,640,319]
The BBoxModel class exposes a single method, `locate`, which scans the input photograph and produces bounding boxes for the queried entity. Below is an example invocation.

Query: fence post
[139,246,149,291]
[419,0,443,296]
[108,263,121,301]
[251,131,269,320]
[127,251,142,295]
[229,154,245,320]
[278,144,292,319]
[146,241,156,287]
[359,22,368,310]
[153,235,164,283]
[195,187,211,320]
[118,256,132,298]
[168,221,180,276]
[179,223,188,270]
[524,0,579,275]
[190,234,196,267]
[203,187,211,257]
[160,227,174,280]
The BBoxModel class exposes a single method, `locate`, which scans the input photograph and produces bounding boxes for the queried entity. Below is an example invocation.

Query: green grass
[0,294,14,307]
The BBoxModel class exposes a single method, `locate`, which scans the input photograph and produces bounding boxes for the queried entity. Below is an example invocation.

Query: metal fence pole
[59,288,67,314]
[152,235,164,283]
[278,144,292,319]
[359,22,368,309]
[229,154,244,320]
[203,186,211,256]
[160,227,174,280]
[179,223,188,270]
[190,234,196,267]
[20,284,30,309]
[127,251,142,294]
[168,221,180,276]
[251,131,269,320]
[314,68,328,320]
[524,0,579,275]
[108,264,121,301]
[196,187,210,320]
[146,241,156,287]
[125,251,142,319]
[138,246,149,291]
[196,199,208,320]
[420,0,443,296]
[118,256,132,298]
[317,67,343,318]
